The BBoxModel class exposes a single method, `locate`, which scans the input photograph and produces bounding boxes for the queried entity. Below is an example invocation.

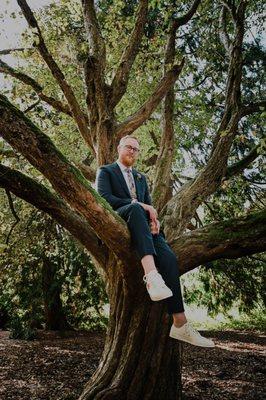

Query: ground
[0,329,265,400]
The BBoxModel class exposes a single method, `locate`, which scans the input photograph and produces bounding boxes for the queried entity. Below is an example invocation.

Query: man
[96,135,214,347]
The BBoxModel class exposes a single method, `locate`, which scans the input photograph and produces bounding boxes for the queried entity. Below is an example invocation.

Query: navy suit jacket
[96,162,151,210]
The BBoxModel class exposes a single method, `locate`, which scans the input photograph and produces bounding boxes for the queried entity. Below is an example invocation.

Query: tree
[0,0,265,398]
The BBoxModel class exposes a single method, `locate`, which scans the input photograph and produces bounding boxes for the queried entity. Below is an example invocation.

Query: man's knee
[128,203,147,216]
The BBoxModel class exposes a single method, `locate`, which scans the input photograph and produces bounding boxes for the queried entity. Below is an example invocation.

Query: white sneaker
[143,271,173,301]
[169,322,215,347]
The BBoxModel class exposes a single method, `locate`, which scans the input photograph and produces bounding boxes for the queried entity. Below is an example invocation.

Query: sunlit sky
[0,0,54,48]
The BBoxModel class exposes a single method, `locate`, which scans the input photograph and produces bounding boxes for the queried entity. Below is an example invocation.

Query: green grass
[193,309,266,332]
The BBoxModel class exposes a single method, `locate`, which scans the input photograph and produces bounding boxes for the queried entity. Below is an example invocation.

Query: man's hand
[150,219,160,235]
[139,203,157,222]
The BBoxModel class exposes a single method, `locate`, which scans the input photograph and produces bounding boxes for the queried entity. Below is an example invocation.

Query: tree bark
[41,255,70,331]
[79,259,182,400]
[1,2,265,399]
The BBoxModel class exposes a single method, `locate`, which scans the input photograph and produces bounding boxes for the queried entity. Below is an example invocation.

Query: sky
[0,0,54,49]
[0,0,56,87]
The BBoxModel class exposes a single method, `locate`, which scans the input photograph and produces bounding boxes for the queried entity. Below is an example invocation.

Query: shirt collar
[116,160,132,172]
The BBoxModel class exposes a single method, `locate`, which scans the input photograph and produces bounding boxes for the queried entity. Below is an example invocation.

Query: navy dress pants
[116,203,184,314]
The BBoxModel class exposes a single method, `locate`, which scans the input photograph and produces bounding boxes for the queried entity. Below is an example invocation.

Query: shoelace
[143,273,164,287]
[185,324,201,337]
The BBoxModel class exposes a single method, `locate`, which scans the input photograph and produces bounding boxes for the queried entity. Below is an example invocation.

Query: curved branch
[152,1,201,213]
[163,3,247,238]
[0,163,107,266]
[115,61,185,139]
[17,0,93,151]
[220,0,237,23]
[110,0,148,108]
[240,100,266,118]
[0,94,131,263]
[0,59,72,116]
[226,145,260,178]
[170,210,266,274]
[173,0,201,28]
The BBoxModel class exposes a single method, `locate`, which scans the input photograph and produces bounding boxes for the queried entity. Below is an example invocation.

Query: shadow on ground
[0,329,265,399]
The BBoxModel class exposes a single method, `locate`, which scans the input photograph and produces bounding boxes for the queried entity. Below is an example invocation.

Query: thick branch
[0,163,107,266]
[152,0,201,213]
[17,0,93,150]
[0,57,72,116]
[115,61,185,139]
[110,0,148,108]
[226,145,260,178]
[75,161,96,182]
[170,210,266,274]
[240,100,266,118]
[0,95,131,263]
[163,3,248,237]
[81,0,106,67]
[172,0,201,28]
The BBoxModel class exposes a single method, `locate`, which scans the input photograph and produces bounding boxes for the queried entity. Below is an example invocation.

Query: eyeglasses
[123,144,140,153]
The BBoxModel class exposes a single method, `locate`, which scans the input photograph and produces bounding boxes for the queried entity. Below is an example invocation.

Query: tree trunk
[41,256,70,331]
[79,257,183,400]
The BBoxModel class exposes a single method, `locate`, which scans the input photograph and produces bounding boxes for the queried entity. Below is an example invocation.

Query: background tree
[0,193,107,337]
[0,0,265,399]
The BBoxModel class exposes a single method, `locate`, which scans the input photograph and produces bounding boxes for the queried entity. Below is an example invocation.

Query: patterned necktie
[125,168,137,199]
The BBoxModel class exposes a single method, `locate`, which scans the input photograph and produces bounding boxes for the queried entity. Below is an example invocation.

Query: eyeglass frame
[123,144,140,153]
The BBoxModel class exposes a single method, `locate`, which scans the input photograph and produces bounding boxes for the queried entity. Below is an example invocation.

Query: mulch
[0,329,265,399]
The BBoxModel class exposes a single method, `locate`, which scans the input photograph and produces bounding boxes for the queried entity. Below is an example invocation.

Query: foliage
[0,193,108,336]
[0,0,265,330]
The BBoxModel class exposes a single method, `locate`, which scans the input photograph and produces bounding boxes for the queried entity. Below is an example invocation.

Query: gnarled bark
[79,258,182,400]
[1,1,265,399]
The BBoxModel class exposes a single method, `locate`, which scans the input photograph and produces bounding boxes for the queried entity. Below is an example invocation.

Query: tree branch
[17,0,93,151]
[220,0,237,23]
[162,2,248,238]
[4,189,20,244]
[81,0,106,68]
[0,163,107,266]
[110,0,148,108]
[172,0,201,28]
[152,0,201,213]
[24,99,40,113]
[219,6,231,54]
[0,59,72,116]
[0,94,132,264]
[240,100,266,118]
[0,47,31,55]
[226,145,260,178]
[115,61,185,139]
[170,210,266,274]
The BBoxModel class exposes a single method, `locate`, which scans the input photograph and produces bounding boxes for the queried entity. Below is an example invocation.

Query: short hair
[118,135,140,147]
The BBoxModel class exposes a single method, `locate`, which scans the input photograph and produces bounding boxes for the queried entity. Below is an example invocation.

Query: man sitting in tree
[96,135,214,347]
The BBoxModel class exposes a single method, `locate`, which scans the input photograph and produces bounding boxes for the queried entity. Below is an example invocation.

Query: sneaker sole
[169,333,215,347]
[150,291,173,301]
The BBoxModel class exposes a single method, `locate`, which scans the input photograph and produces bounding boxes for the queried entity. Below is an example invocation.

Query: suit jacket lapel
[113,163,131,198]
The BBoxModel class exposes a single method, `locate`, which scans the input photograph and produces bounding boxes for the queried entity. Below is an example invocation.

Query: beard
[121,154,135,167]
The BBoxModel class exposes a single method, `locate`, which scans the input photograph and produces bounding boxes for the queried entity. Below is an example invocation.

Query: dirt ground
[0,329,265,400]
